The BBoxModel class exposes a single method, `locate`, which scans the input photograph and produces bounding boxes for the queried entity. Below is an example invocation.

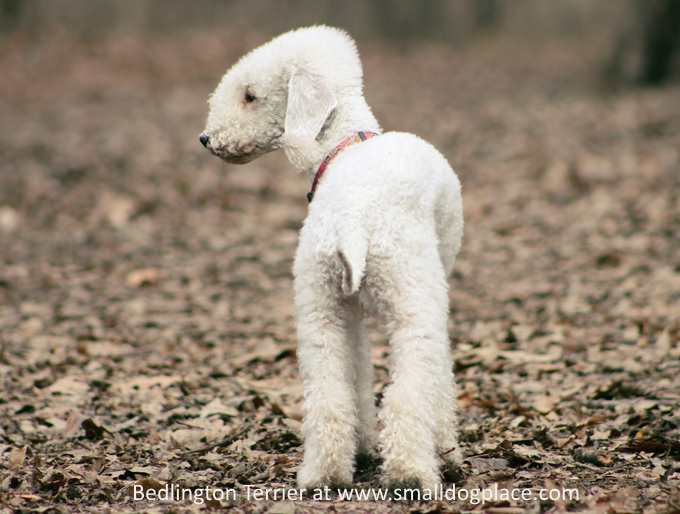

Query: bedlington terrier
[200,26,463,491]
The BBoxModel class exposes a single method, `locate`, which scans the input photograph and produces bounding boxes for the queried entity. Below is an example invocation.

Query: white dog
[201,26,463,491]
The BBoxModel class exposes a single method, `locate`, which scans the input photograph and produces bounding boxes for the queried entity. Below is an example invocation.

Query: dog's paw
[297,462,353,490]
[382,468,441,494]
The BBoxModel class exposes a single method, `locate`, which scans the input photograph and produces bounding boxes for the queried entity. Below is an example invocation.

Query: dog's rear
[294,132,463,489]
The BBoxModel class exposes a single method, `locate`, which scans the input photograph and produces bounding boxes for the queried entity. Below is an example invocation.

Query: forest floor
[1,29,679,513]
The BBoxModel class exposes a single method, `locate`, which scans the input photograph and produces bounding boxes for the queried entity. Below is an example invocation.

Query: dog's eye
[244,90,256,103]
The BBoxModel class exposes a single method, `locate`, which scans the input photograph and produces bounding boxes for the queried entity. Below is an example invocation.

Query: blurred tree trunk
[606,0,680,86]
[0,0,22,32]
[639,0,680,84]
[370,0,448,41]
[475,0,500,29]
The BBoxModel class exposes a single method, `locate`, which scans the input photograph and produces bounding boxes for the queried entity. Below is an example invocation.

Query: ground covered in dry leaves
[1,30,679,513]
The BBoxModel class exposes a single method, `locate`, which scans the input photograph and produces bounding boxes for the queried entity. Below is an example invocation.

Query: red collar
[307,131,379,203]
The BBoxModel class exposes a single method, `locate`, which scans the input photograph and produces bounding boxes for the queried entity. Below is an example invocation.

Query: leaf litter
[0,29,679,513]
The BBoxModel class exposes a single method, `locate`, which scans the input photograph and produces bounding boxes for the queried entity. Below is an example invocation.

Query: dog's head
[200,26,363,169]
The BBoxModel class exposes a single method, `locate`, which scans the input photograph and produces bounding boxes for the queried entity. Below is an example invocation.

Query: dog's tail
[336,227,368,296]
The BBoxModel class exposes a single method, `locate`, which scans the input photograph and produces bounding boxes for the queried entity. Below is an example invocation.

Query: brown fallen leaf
[0,205,19,233]
[466,456,511,473]
[533,394,559,414]
[126,268,160,287]
[9,446,27,471]
[81,418,106,441]
[136,477,164,492]
[63,411,82,438]
[624,432,680,456]
[98,192,136,228]
[267,501,296,514]
[200,398,239,418]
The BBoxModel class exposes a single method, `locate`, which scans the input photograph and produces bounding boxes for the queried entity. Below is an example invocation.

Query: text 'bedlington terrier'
[200,26,464,490]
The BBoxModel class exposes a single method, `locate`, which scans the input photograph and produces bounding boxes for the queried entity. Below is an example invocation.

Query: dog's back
[296,131,463,299]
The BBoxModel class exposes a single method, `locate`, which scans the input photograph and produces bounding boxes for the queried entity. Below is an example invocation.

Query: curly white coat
[202,26,463,491]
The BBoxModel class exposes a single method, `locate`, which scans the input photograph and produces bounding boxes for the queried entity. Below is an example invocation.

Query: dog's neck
[284,96,381,179]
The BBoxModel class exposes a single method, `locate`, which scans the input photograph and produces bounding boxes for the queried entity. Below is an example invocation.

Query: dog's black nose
[199,133,210,147]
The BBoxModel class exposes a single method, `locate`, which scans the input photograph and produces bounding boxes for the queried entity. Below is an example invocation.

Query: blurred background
[3,0,680,76]
[1,1,679,512]
[3,0,680,82]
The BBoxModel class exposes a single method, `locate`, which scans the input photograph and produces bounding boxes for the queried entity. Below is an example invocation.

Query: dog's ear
[284,68,336,146]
